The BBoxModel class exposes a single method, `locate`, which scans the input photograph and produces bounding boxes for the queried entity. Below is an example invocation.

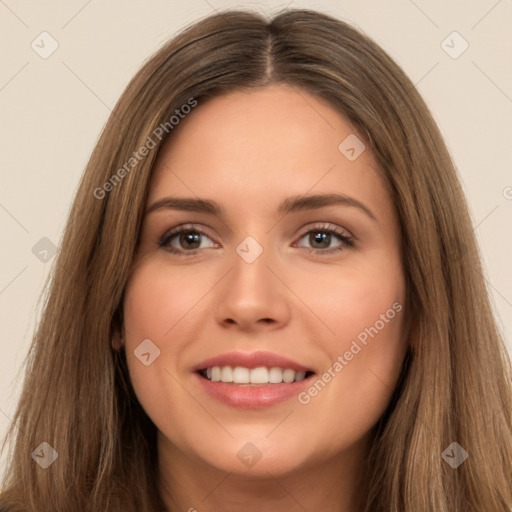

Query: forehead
[148,84,390,221]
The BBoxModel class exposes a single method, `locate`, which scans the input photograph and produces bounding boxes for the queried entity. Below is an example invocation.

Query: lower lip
[194,372,314,408]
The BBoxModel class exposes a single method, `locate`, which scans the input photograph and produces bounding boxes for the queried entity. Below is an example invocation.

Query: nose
[214,247,291,332]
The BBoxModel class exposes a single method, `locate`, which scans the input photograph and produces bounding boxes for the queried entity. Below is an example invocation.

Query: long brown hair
[1,8,511,511]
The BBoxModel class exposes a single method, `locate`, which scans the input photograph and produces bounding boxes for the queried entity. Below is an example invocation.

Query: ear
[403,307,417,354]
[112,332,124,350]
[111,308,125,350]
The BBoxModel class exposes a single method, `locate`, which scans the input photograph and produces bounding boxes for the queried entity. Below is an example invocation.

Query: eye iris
[310,232,330,249]
[180,232,201,249]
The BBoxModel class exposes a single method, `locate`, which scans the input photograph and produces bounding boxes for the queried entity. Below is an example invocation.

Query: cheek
[122,256,217,463]
[123,259,213,340]
[299,262,406,423]
[295,250,407,407]
[296,255,405,349]
[121,261,210,422]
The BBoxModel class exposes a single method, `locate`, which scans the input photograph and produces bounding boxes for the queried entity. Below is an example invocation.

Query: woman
[1,7,511,512]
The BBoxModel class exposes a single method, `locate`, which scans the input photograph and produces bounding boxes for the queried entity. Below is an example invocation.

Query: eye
[159,224,218,255]
[158,222,355,256]
[295,223,355,254]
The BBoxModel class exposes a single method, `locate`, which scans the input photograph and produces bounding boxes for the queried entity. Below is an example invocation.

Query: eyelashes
[159,224,219,255]
[158,222,356,257]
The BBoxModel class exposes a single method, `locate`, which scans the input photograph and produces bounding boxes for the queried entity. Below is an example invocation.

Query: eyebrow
[145,193,378,223]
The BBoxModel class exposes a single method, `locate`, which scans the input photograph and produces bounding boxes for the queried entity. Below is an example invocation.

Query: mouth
[192,351,318,407]
[197,366,316,385]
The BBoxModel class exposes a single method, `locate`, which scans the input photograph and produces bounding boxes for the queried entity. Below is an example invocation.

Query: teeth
[202,366,310,384]
[295,371,306,382]
[233,366,249,383]
[211,366,221,382]
[283,369,295,383]
[268,367,283,383]
[221,366,234,382]
[250,367,269,384]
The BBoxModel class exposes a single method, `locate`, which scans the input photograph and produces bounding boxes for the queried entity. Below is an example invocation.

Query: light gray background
[1,0,511,473]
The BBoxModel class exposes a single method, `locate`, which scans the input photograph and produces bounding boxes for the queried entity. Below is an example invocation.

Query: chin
[194,437,311,477]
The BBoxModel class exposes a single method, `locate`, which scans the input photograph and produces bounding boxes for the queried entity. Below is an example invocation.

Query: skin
[120,83,408,512]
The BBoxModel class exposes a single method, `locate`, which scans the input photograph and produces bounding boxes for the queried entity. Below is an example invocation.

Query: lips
[193,350,315,373]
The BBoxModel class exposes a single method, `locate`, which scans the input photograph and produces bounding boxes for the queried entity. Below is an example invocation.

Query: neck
[158,431,372,512]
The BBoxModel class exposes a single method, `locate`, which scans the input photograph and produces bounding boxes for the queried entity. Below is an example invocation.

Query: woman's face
[122,84,408,477]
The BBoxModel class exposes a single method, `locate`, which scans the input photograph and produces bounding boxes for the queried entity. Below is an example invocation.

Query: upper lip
[193,351,315,373]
